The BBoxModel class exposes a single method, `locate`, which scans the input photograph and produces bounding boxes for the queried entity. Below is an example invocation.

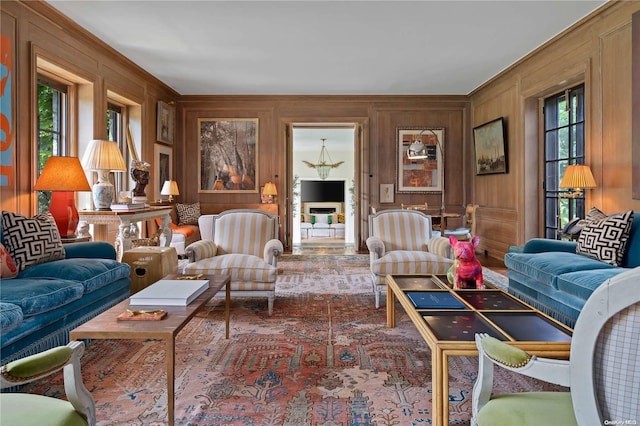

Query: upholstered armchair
[366,209,454,308]
[471,266,640,426]
[183,209,283,315]
[0,340,96,425]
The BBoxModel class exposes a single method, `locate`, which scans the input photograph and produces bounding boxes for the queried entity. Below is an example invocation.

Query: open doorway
[290,125,356,254]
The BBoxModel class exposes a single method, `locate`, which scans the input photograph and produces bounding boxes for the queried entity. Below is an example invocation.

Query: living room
[2,2,640,425]
[2,1,639,259]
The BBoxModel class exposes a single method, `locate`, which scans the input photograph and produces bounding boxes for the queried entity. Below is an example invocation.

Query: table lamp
[559,164,597,197]
[81,139,127,210]
[34,156,91,237]
[160,180,179,202]
[262,182,277,203]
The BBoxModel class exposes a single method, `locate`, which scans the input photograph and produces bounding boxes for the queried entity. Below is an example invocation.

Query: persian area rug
[276,254,508,294]
[21,294,562,426]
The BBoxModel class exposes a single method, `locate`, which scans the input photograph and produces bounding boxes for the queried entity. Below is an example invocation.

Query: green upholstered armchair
[366,209,453,308]
[184,209,283,316]
[0,340,95,426]
[471,266,640,426]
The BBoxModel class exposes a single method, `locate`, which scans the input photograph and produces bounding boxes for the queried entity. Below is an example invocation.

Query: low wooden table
[386,274,572,426]
[70,274,230,426]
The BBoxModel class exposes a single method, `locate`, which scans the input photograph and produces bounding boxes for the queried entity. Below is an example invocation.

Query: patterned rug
[20,257,553,426]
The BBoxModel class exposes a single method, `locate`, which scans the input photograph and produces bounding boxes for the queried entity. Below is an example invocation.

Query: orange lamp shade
[34,156,91,237]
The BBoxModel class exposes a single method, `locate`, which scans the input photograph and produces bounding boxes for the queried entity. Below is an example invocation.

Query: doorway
[290,125,356,254]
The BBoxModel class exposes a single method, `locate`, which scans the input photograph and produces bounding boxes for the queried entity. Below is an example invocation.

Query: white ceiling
[46,0,606,96]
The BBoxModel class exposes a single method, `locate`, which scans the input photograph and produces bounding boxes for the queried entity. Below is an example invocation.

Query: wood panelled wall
[178,96,470,249]
[470,1,640,257]
[4,1,640,258]
[0,1,178,215]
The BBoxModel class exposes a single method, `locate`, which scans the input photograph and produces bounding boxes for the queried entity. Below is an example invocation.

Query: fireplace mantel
[304,202,342,214]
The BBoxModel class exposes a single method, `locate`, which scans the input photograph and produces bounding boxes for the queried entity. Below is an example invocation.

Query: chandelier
[302,138,344,179]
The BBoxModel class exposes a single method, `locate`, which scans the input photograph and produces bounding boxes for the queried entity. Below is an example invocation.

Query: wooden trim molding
[633,11,640,199]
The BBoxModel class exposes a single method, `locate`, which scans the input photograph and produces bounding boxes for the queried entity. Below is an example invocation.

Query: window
[36,76,68,213]
[543,84,585,239]
[106,102,129,196]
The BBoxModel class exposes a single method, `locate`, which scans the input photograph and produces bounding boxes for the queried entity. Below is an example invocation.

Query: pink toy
[447,235,485,289]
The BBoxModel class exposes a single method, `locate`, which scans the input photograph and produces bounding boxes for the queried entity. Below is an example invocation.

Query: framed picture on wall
[198,118,258,193]
[154,144,172,201]
[474,117,508,175]
[380,184,394,203]
[156,101,175,145]
[396,128,444,193]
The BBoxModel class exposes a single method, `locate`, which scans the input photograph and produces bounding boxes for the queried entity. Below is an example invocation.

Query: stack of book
[130,279,210,306]
[110,202,147,211]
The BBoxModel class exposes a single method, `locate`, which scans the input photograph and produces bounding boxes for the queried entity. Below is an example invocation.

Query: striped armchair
[366,209,453,308]
[183,209,283,315]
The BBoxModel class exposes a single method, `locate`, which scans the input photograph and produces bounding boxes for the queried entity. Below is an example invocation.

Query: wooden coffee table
[386,274,572,426]
[70,274,230,426]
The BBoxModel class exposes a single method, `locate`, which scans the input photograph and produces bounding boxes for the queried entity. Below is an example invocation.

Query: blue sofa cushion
[504,251,615,289]
[0,278,84,317]
[19,258,130,294]
[622,214,640,268]
[0,302,23,333]
[555,268,626,301]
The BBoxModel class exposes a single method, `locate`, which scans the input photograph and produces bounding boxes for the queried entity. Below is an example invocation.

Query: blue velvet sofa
[504,213,640,327]
[0,239,131,364]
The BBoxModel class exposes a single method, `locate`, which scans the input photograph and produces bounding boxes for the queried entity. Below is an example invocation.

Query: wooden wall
[470,1,640,257]
[4,1,639,258]
[179,96,470,248]
[0,1,178,216]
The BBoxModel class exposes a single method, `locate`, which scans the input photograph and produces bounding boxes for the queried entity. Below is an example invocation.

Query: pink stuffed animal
[447,236,485,289]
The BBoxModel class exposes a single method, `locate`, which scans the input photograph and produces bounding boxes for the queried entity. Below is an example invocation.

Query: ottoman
[122,247,178,294]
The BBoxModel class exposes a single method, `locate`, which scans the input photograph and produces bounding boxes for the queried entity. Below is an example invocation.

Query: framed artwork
[397,128,444,193]
[474,117,508,175]
[0,17,16,193]
[380,183,394,203]
[154,144,172,201]
[198,118,258,193]
[156,101,175,145]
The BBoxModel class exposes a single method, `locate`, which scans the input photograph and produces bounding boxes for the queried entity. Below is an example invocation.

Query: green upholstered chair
[184,209,283,315]
[471,266,640,426]
[366,209,453,308]
[0,340,95,426]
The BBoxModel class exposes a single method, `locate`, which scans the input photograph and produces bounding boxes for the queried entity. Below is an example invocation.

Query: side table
[122,247,179,294]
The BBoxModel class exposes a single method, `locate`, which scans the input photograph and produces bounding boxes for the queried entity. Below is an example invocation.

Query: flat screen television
[301,180,345,202]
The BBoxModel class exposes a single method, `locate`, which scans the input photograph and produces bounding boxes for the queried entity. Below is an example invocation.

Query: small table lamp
[559,164,597,197]
[81,139,127,210]
[34,156,91,237]
[160,180,179,202]
[262,182,277,203]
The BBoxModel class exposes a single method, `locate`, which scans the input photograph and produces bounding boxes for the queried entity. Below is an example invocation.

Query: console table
[79,207,173,260]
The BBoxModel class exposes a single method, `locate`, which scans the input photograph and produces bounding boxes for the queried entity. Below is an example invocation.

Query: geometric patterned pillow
[576,210,634,266]
[1,211,66,272]
[175,202,201,226]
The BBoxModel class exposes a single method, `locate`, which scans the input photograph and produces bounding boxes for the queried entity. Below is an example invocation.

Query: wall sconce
[262,182,277,203]
[559,164,597,198]
[160,180,180,202]
[81,139,127,210]
[34,156,91,237]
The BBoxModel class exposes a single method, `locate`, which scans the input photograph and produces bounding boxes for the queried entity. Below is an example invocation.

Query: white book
[110,203,147,210]
[130,279,210,306]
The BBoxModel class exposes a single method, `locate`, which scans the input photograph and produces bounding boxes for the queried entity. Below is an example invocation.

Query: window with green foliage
[106,102,129,196]
[543,84,585,239]
[37,76,68,213]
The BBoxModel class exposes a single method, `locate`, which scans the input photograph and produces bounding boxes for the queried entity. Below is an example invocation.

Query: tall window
[106,102,129,196]
[543,84,585,239]
[37,76,68,213]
